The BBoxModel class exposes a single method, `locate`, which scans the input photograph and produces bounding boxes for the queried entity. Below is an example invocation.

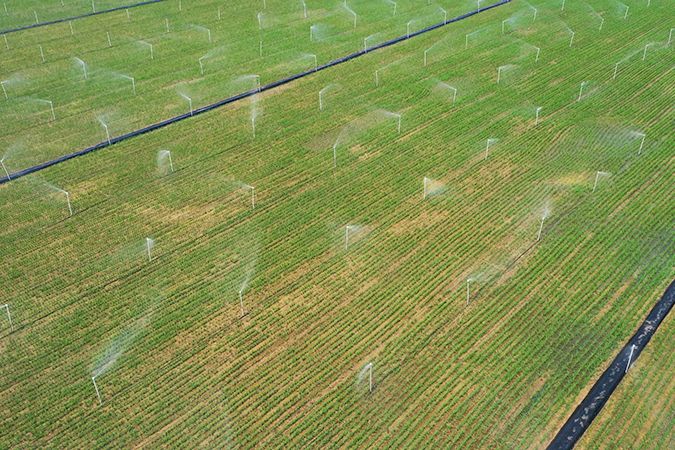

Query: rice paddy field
[0,0,673,447]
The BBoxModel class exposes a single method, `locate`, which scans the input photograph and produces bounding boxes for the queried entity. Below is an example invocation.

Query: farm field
[577,311,674,449]
[0,0,154,31]
[0,0,673,448]
[1,0,483,171]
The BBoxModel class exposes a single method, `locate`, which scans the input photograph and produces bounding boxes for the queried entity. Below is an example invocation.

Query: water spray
[625,344,637,373]
[99,119,111,144]
[1,159,10,180]
[592,171,610,192]
[239,289,246,317]
[92,376,102,406]
[364,34,377,53]
[343,3,357,28]
[535,106,542,125]
[485,138,497,159]
[121,75,135,95]
[577,81,587,101]
[62,190,73,216]
[0,304,13,331]
[39,45,45,63]
[146,237,153,262]
[192,24,212,43]
[436,82,457,104]
[305,53,318,71]
[385,0,397,16]
[139,40,154,60]
[319,84,336,111]
[388,112,402,133]
[537,206,550,241]
[158,150,174,173]
[636,132,646,155]
[642,43,654,60]
[537,216,545,240]
[362,362,374,393]
[74,57,88,80]
[345,225,352,250]
[36,99,56,121]
[613,48,644,79]
[180,93,193,116]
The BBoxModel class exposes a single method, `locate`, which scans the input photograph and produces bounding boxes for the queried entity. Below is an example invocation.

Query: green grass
[0,0,673,447]
[0,0,141,31]
[0,0,476,170]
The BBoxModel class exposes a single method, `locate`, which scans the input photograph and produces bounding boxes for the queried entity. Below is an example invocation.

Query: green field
[0,0,479,171]
[0,0,137,30]
[0,0,673,447]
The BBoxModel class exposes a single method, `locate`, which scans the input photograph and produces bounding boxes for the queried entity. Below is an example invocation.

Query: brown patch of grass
[389,210,449,236]
[551,172,589,187]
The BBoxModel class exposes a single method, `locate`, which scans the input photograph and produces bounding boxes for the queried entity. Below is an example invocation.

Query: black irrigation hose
[548,279,675,450]
[0,0,511,185]
[0,0,167,36]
